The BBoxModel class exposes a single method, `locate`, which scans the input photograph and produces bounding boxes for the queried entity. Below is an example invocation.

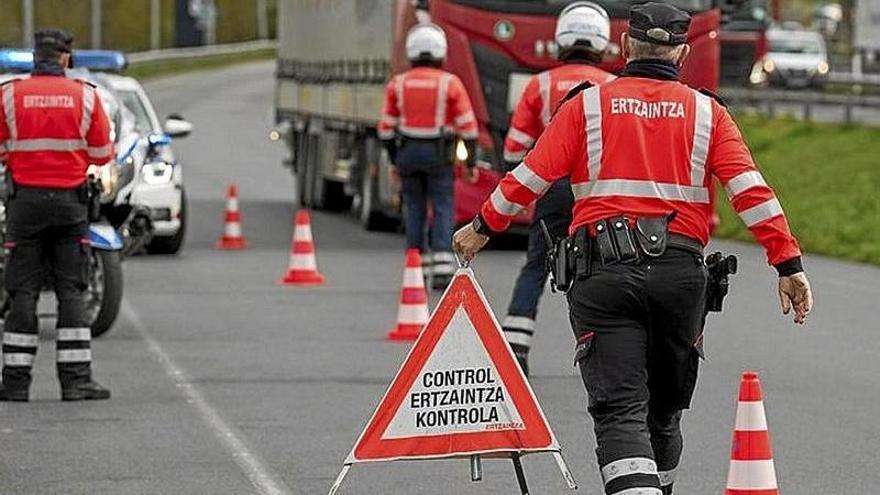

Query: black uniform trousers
[567,247,706,495]
[2,187,92,390]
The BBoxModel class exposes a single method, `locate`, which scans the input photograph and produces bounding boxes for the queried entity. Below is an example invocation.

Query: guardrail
[828,71,880,87]
[127,40,276,66]
[720,87,880,125]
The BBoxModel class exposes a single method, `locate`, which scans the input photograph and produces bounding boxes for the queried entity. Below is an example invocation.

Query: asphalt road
[2,61,879,494]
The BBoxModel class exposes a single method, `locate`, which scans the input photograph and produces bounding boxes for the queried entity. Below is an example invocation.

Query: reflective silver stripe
[538,71,551,126]
[435,73,451,129]
[3,332,38,347]
[658,468,677,487]
[454,111,475,127]
[57,327,91,341]
[507,127,536,148]
[57,349,91,363]
[503,149,527,163]
[80,84,96,137]
[490,188,524,216]
[504,330,533,348]
[511,163,550,195]
[572,179,710,203]
[459,129,479,140]
[380,114,399,125]
[690,91,712,186]
[610,488,662,495]
[2,83,16,138]
[502,315,535,332]
[432,251,456,264]
[725,170,767,198]
[602,457,658,484]
[583,87,603,182]
[8,138,86,152]
[739,198,783,227]
[87,142,113,158]
[4,353,34,366]
[398,125,442,138]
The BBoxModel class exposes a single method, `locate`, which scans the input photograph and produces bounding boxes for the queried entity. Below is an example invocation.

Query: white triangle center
[382,306,525,439]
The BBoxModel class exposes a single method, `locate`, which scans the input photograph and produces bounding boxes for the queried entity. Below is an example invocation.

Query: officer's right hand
[778,272,813,325]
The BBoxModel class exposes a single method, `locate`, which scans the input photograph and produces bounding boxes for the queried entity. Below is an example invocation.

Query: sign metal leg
[327,464,351,495]
[511,453,530,495]
[552,451,579,490]
[470,455,482,482]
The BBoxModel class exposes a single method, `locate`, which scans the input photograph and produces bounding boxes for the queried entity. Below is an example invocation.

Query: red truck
[274,0,727,232]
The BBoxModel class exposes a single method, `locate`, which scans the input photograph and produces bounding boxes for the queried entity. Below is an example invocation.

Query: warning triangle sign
[345,269,561,464]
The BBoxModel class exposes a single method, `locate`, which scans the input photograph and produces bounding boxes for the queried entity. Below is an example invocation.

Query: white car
[752,28,830,89]
[92,72,193,254]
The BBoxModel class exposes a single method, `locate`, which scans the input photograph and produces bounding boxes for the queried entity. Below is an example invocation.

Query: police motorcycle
[0,50,156,337]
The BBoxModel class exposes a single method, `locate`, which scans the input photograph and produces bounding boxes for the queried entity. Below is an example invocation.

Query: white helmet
[555,1,611,56]
[405,23,448,63]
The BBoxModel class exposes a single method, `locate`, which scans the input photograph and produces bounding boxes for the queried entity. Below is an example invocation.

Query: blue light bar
[0,49,128,73]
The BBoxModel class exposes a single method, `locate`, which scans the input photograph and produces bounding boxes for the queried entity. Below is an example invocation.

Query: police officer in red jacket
[0,30,113,401]
[455,4,813,494]
[500,1,615,376]
[378,23,478,290]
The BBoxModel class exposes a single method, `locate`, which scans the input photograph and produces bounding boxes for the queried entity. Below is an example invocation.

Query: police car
[0,49,192,254]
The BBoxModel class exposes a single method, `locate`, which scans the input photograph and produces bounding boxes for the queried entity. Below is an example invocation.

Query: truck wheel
[321,179,353,212]
[88,250,123,338]
[360,167,386,231]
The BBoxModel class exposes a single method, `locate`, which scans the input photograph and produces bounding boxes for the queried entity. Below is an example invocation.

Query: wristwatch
[471,215,493,237]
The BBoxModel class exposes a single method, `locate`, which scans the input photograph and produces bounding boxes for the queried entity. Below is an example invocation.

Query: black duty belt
[666,233,704,256]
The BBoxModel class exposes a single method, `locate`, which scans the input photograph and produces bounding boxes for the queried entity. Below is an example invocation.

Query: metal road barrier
[720,87,880,125]
[127,40,276,66]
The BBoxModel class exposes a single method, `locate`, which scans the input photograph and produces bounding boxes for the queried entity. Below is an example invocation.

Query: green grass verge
[716,113,880,265]
[123,47,275,81]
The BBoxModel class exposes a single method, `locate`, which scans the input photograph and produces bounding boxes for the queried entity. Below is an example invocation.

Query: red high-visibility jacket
[0,75,113,189]
[482,77,802,267]
[504,63,615,163]
[378,67,478,141]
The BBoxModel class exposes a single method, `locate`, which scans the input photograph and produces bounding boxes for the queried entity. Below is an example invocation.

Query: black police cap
[628,2,691,46]
[34,28,74,53]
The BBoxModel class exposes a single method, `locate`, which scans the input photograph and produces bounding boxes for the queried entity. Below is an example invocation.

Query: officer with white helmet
[378,21,478,289]
[499,2,615,376]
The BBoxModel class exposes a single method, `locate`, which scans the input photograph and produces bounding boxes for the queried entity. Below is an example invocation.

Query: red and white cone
[216,183,248,250]
[279,210,325,286]
[725,371,779,495]
[387,249,430,341]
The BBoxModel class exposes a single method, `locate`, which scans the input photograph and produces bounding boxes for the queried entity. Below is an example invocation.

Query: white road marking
[123,301,292,495]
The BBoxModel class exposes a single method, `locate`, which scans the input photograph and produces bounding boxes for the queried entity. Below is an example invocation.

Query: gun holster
[85,179,102,222]
[704,252,738,313]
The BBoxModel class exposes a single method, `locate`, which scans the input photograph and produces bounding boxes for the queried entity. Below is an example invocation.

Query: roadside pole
[21,0,34,47]
[257,0,269,40]
[150,0,162,50]
[90,0,102,49]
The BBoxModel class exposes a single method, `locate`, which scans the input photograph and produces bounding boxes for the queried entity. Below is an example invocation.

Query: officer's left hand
[778,272,813,325]
[453,223,488,263]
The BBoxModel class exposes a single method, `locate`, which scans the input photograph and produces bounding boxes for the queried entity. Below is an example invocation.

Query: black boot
[510,343,530,377]
[0,383,29,402]
[61,380,111,401]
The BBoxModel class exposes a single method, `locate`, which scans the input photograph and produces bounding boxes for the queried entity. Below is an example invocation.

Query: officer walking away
[454,4,813,494]
[0,29,114,401]
[377,23,478,290]
[500,1,615,376]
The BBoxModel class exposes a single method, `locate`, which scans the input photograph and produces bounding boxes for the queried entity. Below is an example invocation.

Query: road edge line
[122,301,293,495]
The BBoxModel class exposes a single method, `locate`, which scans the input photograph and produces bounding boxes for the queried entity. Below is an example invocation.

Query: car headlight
[762,59,775,73]
[141,162,174,185]
[456,140,469,162]
[817,61,829,75]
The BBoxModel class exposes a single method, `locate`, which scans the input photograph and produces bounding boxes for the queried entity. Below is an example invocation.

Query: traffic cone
[216,183,248,250]
[278,210,325,286]
[725,371,779,495]
[387,249,430,341]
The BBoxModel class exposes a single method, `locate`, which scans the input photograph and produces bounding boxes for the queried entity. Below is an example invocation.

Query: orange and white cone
[387,249,430,341]
[725,371,779,495]
[279,210,325,286]
[216,183,248,250]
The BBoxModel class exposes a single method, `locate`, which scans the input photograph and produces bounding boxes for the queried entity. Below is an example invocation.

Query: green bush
[716,114,880,265]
